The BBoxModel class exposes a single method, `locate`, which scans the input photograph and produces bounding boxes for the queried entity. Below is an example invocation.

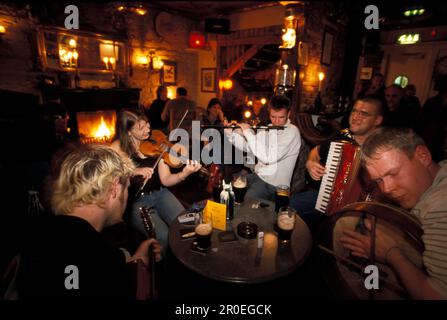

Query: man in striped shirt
[341,127,447,299]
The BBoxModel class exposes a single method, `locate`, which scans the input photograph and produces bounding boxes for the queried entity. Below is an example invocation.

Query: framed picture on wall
[161,61,177,85]
[360,67,373,80]
[321,29,334,66]
[201,68,216,92]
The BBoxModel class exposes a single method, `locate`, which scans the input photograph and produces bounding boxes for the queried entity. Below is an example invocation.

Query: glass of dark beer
[277,207,296,243]
[275,185,290,212]
[233,175,247,204]
[212,182,223,202]
[195,218,213,250]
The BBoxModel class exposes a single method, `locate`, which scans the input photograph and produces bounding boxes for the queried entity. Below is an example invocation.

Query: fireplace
[57,88,141,143]
[76,110,116,144]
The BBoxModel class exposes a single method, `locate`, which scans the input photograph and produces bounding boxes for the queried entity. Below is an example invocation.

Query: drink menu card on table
[203,200,227,231]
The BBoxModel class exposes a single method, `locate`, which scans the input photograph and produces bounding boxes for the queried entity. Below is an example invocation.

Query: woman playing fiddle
[111,109,201,250]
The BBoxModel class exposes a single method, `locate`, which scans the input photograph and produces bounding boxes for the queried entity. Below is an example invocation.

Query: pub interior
[1,1,447,302]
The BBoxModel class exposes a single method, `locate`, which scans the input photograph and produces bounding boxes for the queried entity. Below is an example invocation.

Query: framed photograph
[360,67,373,80]
[201,68,217,93]
[321,29,334,66]
[161,60,177,85]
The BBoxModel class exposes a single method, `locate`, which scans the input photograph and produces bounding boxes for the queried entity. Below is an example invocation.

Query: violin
[139,130,209,176]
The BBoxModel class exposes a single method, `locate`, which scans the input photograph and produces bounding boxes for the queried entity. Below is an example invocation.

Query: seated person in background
[243,98,270,125]
[356,72,386,100]
[290,97,384,221]
[403,84,421,118]
[111,109,201,250]
[145,85,169,133]
[417,69,447,163]
[341,127,447,299]
[202,98,225,126]
[222,93,244,122]
[16,144,161,299]
[384,84,416,129]
[224,95,301,201]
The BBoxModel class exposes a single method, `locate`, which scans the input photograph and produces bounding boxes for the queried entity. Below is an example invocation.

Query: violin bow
[136,110,190,197]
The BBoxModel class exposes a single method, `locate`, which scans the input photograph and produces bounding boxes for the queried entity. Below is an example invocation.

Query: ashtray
[237,221,258,239]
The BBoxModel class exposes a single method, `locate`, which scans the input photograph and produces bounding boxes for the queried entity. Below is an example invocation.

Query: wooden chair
[296,113,333,146]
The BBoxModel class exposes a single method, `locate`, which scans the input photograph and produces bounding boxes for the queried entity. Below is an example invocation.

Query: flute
[200,124,286,130]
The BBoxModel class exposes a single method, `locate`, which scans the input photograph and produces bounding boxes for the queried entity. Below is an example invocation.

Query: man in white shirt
[224,95,301,201]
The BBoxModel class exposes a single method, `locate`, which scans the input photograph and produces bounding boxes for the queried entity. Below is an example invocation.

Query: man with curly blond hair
[15,144,161,299]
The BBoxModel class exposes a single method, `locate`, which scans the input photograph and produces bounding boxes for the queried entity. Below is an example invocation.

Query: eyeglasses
[351,108,376,118]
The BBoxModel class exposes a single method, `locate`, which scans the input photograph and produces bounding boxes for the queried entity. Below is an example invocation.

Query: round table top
[168,197,312,284]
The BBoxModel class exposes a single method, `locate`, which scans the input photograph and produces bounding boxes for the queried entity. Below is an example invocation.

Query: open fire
[76,110,116,144]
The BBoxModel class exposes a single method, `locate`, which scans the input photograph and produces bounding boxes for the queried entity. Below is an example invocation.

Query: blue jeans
[130,187,184,251]
[246,173,276,202]
[289,190,318,217]
[289,190,325,228]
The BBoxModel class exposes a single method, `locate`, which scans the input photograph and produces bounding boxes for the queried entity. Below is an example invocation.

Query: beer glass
[195,215,213,250]
[275,185,290,212]
[212,182,223,202]
[277,207,296,243]
[233,175,247,204]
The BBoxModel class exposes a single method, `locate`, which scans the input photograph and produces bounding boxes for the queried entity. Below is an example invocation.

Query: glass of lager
[277,207,296,243]
[275,185,290,212]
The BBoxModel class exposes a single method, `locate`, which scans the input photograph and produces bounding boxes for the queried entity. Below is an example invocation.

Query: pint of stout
[212,183,223,202]
[233,176,247,204]
[277,207,296,242]
[275,185,290,212]
[195,223,213,249]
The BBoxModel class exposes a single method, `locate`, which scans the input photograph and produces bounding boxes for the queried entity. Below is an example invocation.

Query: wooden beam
[218,36,281,47]
[223,44,261,78]
[251,57,277,64]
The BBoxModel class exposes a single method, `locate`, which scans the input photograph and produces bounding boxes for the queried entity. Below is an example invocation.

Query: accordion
[315,140,375,215]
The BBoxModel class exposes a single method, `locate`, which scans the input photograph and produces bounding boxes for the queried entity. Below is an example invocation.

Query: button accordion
[315,140,374,215]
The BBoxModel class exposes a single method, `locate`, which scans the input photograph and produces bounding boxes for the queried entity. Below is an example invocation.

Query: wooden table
[168,197,312,284]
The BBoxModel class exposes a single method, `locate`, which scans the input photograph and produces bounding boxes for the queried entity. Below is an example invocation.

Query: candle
[318,72,325,92]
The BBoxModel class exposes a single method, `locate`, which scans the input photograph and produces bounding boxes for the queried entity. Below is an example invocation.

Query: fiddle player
[290,97,385,220]
[16,144,161,299]
[340,127,447,299]
[224,94,301,201]
[111,109,201,251]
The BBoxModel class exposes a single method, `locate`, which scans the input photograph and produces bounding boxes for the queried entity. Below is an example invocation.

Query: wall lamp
[116,3,147,15]
[137,51,164,72]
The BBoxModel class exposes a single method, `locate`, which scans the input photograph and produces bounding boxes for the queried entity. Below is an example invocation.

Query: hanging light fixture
[274,63,296,94]
[279,2,304,49]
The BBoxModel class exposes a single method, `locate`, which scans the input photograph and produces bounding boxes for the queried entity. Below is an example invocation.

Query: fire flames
[94,116,113,140]
[77,111,116,144]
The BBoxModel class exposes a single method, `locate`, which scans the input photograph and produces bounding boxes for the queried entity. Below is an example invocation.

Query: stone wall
[0,2,351,111]
[299,2,349,111]
[0,3,201,108]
